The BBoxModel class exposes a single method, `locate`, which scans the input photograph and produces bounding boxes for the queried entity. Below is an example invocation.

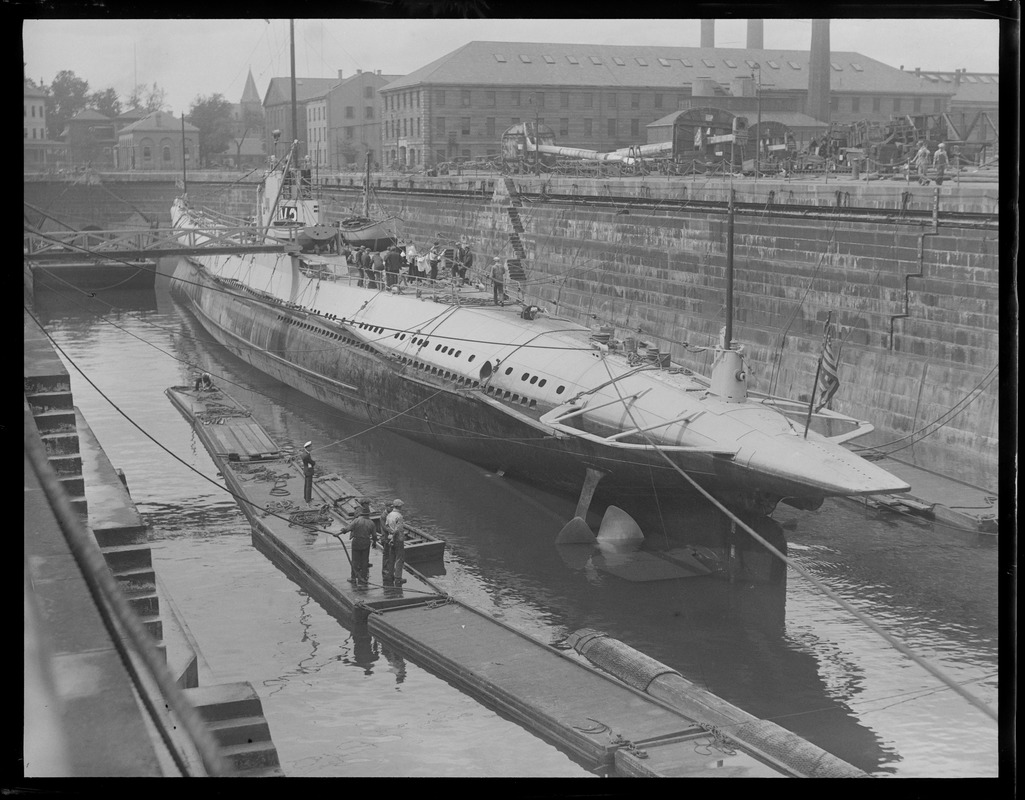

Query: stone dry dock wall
[23,175,1000,489]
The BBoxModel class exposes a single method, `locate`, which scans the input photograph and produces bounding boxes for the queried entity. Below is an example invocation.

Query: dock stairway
[501,176,529,283]
[183,682,284,776]
[24,371,87,517]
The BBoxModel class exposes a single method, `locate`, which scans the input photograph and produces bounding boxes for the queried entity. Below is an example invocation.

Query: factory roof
[381,41,954,96]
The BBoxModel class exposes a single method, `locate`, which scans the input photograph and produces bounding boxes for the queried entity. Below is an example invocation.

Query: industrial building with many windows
[378,35,959,169]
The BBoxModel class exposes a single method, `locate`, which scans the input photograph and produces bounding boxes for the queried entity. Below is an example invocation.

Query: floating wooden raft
[166,384,444,563]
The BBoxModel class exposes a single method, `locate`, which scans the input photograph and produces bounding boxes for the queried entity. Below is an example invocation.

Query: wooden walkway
[166,383,788,777]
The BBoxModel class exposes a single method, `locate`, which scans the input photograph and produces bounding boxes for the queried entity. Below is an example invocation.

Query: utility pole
[754,64,762,178]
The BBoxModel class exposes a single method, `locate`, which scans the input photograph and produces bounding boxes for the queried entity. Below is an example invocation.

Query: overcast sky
[22,16,1004,115]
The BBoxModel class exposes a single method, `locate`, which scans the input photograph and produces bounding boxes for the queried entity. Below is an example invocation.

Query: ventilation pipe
[747,19,764,49]
[701,19,715,48]
[805,18,831,123]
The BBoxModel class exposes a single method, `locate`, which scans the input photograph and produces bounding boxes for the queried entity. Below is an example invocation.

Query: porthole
[505,367,513,375]
[556,385,565,394]
[512,394,519,403]
[435,344,441,351]
[468,355,475,362]
[529,376,538,384]
[538,378,547,387]
[455,350,462,357]
[521,373,529,381]
[528,400,537,409]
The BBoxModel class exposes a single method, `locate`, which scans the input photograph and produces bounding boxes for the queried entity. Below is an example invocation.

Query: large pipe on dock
[567,629,870,778]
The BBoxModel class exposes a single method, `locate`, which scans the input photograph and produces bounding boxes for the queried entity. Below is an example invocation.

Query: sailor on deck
[194,372,214,391]
[300,441,316,505]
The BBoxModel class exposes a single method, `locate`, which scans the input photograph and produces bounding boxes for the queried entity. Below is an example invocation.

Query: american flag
[816,321,840,411]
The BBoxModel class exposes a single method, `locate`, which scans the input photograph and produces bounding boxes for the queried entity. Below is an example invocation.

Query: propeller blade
[596,505,644,549]
[555,516,597,545]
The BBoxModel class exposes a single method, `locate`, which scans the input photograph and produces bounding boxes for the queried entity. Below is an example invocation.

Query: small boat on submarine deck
[169,140,909,518]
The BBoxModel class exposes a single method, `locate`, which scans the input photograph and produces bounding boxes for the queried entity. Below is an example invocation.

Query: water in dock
[29,263,1000,777]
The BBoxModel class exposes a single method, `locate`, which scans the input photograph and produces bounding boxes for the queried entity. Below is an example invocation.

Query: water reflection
[30,264,999,777]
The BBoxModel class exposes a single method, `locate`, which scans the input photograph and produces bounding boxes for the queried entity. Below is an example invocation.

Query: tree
[188,94,235,166]
[89,87,122,120]
[233,105,266,168]
[46,70,90,140]
[128,82,169,113]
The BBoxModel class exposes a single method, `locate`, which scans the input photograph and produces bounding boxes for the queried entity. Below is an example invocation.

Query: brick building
[61,109,117,169]
[116,111,199,171]
[379,39,955,168]
[262,76,337,162]
[306,69,401,173]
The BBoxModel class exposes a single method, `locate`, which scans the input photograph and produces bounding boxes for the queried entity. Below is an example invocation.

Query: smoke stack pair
[701,19,763,48]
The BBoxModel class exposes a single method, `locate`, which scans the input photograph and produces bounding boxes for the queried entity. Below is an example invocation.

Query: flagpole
[804,311,832,438]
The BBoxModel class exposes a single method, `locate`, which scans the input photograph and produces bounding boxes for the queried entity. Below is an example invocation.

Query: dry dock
[166,382,867,778]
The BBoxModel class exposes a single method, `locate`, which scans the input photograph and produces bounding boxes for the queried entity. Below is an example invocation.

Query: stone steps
[184,682,284,777]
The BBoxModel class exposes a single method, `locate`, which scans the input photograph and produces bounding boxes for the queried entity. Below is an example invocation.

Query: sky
[22,16,1005,115]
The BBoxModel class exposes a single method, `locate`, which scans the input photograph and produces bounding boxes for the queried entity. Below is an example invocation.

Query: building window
[365,107,374,119]
[512,91,521,107]
[589,56,602,65]
[417,118,421,136]
[364,86,374,98]
[486,117,495,137]
[934,98,942,113]
[519,54,532,63]
[766,60,780,69]
[630,118,639,136]
[416,92,420,108]
[658,58,671,67]
[872,97,881,112]
[560,92,569,108]
[461,117,471,135]
[494,54,506,63]
[583,118,593,136]
[461,90,471,107]
[345,106,354,119]
[913,97,922,112]
[436,117,446,134]
[566,55,579,65]
[635,57,648,66]
[831,62,843,71]
[893,98,901,112]
[631,93,640,109]
[723,59,737,68]
[402,119,407,136]
[607,93,617,108]
[654,94,663,109]
[830,96,839,111]
[436,149,445,163]
[345,126,353,139]
[534,92,545,108]
[851,97,860,112]
[486,91,496,107]
[702,58,715,68]
[607,118,616,137]
[436,90,446,105]
[142,146,151,162]
[162,145,171,162]
[745,60,758,69]
[583,93,593,109]
[787,61,802,70]
[559,118,569,136]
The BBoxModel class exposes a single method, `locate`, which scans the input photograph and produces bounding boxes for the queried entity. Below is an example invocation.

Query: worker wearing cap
[300,441,316,505]
[341,500,377,586]
[384,499,407,586]
[933,142,949,186]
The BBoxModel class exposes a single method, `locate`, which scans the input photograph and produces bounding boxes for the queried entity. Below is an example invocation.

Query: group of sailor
[342,239,509,302]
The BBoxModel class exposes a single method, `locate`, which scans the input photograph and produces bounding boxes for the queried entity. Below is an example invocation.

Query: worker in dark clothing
[385,246,404,288]
[300,441,316,505]
[194,372,213,391]
[342,500,378,586]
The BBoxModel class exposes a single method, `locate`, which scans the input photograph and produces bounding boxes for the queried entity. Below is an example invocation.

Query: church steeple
[241,69,261,107]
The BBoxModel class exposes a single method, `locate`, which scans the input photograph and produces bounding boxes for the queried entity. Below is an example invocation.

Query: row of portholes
[358,321,385,335]
[485,383,539,409]
[281,315,369,351]
[400,356,481,387]
[502,364,564,394]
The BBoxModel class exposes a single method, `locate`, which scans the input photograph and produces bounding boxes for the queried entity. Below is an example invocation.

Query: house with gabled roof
[116,110,199,171]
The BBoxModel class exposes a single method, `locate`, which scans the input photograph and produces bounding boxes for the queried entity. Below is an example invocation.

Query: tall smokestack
[806,18,831,122]
[747,19,764,49]
[701,19,715,48]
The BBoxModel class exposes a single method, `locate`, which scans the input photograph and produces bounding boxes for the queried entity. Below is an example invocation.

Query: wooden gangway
[165,382,863,777]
